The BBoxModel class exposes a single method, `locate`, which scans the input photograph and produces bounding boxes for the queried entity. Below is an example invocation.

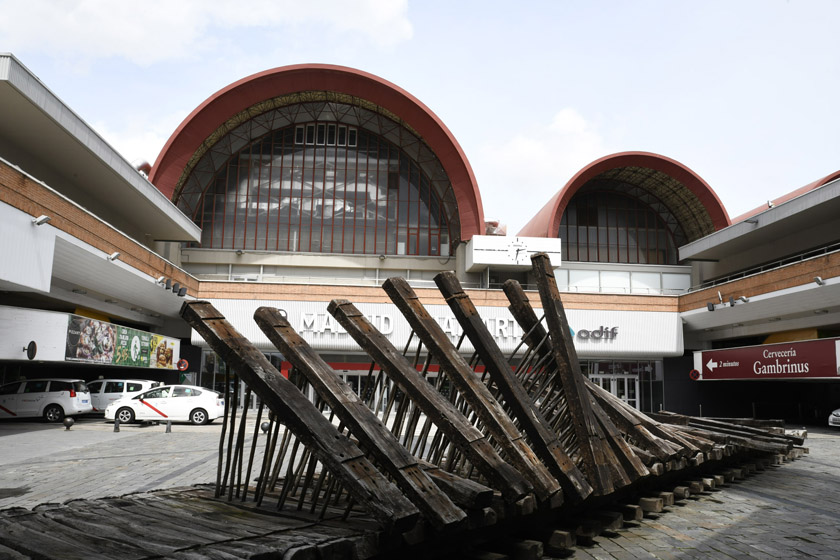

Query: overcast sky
[2,0,838,232]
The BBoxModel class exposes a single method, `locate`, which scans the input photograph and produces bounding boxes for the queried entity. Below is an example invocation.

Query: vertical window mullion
[275,130,284,251]
[362,134,372,254]
[319,136,327,252]
[291,135,299,252]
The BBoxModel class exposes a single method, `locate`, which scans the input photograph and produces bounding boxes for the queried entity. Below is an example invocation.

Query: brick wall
[0,161,197,293]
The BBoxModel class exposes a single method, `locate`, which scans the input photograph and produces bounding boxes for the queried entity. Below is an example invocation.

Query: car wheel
[190,408,208,425]
[43,404,64,423]
[116,407,135,424]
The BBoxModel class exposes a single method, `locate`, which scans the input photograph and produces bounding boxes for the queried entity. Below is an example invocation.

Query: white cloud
[474,107,612,233]
[0,0,413,65]
[92,110,187,167]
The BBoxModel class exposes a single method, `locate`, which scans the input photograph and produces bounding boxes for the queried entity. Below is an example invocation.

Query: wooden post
[382,277,561,504]
[434,271,593,503]
[530,254,630,494]
[253,306,467,531]
[328,299,533,503]
[180,301,419,533]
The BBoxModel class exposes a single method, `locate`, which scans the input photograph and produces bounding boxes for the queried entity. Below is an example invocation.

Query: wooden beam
[253,306,467,531]
[530,253,618,495]
[382,277,561,504]
[327,299,533,503]
[180,301,419,533]
[434,272,593,503]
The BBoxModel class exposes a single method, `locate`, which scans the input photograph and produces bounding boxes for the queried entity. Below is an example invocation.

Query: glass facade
[560,187,686,265]
[581,359,664,413]
[175,100,459,257]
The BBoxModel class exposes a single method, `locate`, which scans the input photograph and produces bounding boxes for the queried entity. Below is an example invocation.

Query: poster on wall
[66,316,115,363]
[65,315,178,369]
[114,327,151,367]
[149,334,179,369]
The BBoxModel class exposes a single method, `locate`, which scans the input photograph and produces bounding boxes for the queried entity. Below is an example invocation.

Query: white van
[0,378,92,422]
[86,379,160,413]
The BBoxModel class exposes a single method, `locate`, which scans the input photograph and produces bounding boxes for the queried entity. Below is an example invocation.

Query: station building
[1,53,838,421]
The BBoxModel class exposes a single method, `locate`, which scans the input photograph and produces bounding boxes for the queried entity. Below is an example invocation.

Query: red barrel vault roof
[150,64,484,241]
[518,151,730,241]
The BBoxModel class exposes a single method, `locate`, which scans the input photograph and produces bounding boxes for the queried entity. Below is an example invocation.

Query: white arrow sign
[707,358,718,372]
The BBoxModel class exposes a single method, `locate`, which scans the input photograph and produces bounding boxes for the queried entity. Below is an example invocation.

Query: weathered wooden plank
[435,271,593,503]
[104,497,252,540]
[328,299,533,503]
[585,378,678,462]
[588,395,648,484]
[254,307,467,528]
[181,301,419,533]
[0,542,28,560]
[530,253,619,495]
[506,275,648,487]
[503,275,708,474]
[254,305,467,531]
[40,505,179,556]
[0,511,136,560]
[419,462,495,509]
[502,280,550,360]
[687,419,798,448]
[382,277,559,504]
[676,425,789,454]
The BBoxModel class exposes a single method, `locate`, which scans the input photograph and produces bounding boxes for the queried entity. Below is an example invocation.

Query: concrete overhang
[0,53,200,244]
[679,177,840,263]
[681,275,840,346]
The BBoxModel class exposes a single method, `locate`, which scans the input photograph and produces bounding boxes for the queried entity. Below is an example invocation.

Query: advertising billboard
[65,315,179,369]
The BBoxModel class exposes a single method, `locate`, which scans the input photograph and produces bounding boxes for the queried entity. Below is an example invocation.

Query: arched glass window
[175,99,459,257]
[560,190,680,264]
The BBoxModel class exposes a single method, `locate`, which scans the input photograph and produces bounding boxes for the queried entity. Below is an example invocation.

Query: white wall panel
[196,298,683,359]
[0,204,55,292]
[0,306,67,361]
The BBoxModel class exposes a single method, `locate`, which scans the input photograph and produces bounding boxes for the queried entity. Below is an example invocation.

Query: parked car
[104,384,225,425]
[86,379,159,413]
[0,378,92,422]
[829,408,840,428]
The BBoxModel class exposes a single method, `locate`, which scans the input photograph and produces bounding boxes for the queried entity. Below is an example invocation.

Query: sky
[2,0,839,232]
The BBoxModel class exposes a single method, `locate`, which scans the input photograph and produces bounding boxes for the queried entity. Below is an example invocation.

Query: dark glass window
[190,122,452,256]
[49,381,71,393]
[0,382,21,395]
[560,190,679,264]
[24,380,49,393]
[105,382,124,393]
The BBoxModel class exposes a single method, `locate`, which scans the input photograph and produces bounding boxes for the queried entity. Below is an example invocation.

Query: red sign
[694,338,840,381]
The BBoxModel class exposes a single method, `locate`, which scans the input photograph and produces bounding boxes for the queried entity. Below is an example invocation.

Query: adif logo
[575,326,619,341]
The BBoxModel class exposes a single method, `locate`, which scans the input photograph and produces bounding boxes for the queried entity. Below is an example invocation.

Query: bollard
[165,420,172,433]
[63,417,75,430]
[114,417,120,432]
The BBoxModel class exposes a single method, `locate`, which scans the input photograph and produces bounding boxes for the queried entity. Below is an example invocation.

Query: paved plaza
[0,417,838,559]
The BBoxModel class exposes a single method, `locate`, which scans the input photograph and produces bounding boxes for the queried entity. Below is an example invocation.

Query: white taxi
[0,378,92,422]
[86,379,159,413]
[105,384,225,425]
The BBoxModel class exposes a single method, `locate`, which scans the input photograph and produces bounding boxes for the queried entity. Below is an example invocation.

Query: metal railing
[688,240,840,293]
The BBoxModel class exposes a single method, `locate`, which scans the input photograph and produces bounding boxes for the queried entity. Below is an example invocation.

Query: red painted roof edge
[149,64,484,241]
[518,151,731,237]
